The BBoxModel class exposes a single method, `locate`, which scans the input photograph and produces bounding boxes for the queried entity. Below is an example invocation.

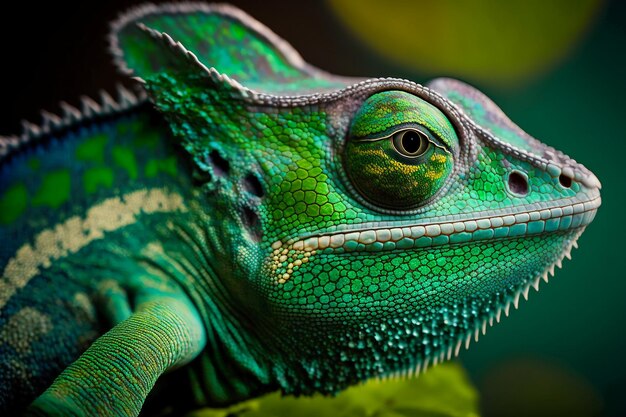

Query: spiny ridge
[380,230,584,382]
[0,84,146,160]
[134,22,252,97]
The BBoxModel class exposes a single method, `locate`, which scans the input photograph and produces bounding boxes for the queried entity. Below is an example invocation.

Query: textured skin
[0,3,601,416]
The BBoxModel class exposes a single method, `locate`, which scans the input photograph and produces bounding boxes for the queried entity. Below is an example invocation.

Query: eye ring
[391,129,431,158]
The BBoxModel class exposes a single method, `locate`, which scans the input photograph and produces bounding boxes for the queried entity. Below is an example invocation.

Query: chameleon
[0,2,601,416]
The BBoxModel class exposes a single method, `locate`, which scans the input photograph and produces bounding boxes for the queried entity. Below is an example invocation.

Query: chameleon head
[247,80,601,394]
[111,5,601,398]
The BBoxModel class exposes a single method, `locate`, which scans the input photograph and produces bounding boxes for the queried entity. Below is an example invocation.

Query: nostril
[508,171,529,196]
[559,173,573,188]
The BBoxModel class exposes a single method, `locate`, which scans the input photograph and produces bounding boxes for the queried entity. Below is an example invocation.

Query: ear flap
[427,78,545,154]
[109,3,354,95]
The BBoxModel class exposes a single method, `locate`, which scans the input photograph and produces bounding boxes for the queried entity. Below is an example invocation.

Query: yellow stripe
[0,188,187,308]
[0,307,52,353]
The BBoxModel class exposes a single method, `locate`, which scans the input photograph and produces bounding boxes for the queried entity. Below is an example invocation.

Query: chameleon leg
[24,291,206,417]
[96,280,133,325]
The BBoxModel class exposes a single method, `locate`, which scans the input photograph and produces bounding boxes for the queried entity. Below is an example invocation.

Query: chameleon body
[0,3,601,416]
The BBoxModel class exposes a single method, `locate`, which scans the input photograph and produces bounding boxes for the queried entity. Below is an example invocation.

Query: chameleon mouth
[268,196,600,284]
[286,196,600,253]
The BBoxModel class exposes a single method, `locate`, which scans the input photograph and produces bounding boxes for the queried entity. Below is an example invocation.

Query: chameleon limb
[24,293,206,417]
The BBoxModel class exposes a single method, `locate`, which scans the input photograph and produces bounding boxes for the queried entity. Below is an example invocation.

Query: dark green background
[1,1,624,416]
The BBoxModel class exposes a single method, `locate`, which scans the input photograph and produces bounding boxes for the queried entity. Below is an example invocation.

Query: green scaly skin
[0,3,601,416]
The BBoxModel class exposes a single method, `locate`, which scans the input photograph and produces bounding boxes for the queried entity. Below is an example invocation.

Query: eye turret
[344,91,458,210]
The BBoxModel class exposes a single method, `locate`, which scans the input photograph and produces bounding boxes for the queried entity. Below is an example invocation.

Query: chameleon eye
[344,91,458,210]
[392,129,430,157]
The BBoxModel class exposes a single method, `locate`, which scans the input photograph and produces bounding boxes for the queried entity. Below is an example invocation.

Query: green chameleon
[0,3,601,416]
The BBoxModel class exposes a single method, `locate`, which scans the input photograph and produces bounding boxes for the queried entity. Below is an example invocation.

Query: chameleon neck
[154,206,279,406]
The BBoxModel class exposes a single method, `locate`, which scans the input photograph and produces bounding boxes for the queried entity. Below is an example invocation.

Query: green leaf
[187,362,479,417]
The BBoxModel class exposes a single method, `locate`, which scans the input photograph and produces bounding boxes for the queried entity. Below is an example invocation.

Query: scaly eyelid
[352,124,451,153]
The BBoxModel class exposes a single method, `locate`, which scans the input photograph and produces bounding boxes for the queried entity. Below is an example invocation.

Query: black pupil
[402,131,423,154]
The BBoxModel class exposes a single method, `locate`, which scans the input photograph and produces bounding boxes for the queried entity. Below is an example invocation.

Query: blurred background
[0,1,624,415]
